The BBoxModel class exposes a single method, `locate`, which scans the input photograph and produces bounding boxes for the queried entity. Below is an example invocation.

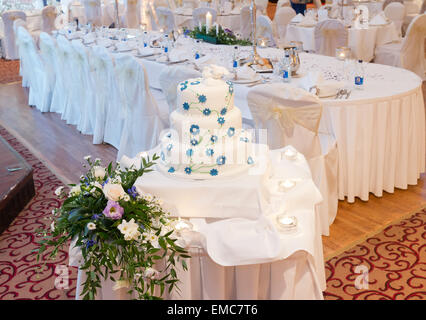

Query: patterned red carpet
[0,125,424,300]
[0,59,21,84]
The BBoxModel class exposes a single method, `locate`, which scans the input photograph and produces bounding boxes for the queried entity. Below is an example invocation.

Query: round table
[286,21,399,62]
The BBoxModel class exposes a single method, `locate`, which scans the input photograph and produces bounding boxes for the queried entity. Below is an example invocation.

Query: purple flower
[224,28,233,35]
[103,200,124,220]
[86,240,96,249]
[127,186,138,199]
[92,214,102,220]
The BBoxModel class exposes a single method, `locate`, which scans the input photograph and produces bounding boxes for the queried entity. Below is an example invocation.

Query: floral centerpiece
[35,155,190,300]
[185,25,252,46]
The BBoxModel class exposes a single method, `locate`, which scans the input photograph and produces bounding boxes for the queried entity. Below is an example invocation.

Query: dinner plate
[228,75,262,84]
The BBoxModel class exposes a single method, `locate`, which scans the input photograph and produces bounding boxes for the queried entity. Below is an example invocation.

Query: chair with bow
[384,2,406,37]
[83,0,102,26]
[255,0,268,15]
[193,7,217,29]
[314,19,347,57]
[256,15,276,47]
[155,6,176,33]
[375,13,426,80]
[272,7,296,46]
[90,45,121,145]
[239,5,252,40]
[123,0,141,28]
[382,0,403,10]
[115,55,167,159]
[1,10,26,60]
[158,65,202,113]
[13,19,29,86]
[38,32,58,113]
[247,83,338,236]
[41,5,58,34]
[182,0,198,9]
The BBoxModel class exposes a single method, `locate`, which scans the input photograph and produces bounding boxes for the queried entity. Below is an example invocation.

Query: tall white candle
[206,12,212,30]
[216,23,219,36]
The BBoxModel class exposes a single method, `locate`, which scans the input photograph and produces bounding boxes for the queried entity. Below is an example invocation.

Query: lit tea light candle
[260,39,266,48]
[278,179,296,192]
[282,148,298,160]
[335,46,351,61]
[276,213,297,232]
[159,28,164,33]
[174,219,193,232]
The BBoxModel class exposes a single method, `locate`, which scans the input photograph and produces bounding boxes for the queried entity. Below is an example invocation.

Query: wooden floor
[0,82,425,260]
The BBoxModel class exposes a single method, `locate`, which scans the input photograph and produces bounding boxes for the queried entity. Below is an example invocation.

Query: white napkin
[299,72,342,98]
[115,41,136,52]
[168,48,189,62]
[236,65,257,80]
[318,8,329,22]
[193,54,219,69]
[156,54,169,63]
[96,38,113,47]
[66,31,83,40]
[291,13,304,23]
[83,32,96,44]
[298,15,317,27]
[137,46,157,56]
[370,12,388,25]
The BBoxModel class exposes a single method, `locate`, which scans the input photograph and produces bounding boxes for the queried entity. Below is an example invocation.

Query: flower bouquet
[35,155,190,300]
[185,25,252,46]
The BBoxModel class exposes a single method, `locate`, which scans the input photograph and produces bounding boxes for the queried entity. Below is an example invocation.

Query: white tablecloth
[72,147,326,300]
[286,22,399,62]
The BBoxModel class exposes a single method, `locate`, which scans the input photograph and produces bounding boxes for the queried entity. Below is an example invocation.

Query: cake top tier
[176,76,235,116]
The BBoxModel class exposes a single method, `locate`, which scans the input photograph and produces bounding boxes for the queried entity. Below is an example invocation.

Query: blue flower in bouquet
[198,94,207,103]
[217,117,225,125]
[183,102,190,110]
[186,148,194,157]
[103,200,124,220]
[210,135,218,143]
[190,139,199,146]
[227,127,235,137]
[203,108,211,116]
[184,29,190,36]
[184,167,192,175]
[190,124,200,135]
[127,186,138,199]
[86,239,96,249]
[92,214,102,220]
[220,107,227,116]
[216,156,226,166]
[206,148,214,157]
[210,169,218,176]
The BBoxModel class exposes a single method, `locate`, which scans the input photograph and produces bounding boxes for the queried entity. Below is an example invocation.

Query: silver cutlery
[345,90,351,99]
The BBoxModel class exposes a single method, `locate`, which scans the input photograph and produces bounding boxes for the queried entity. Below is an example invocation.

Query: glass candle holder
[276,213,298,233]
[289,41,303,52]
[335,46,351,61]
[282,148,298,161]
[174,219,193,232]
[278,179,297,192]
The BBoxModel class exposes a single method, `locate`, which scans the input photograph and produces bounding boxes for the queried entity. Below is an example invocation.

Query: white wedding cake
[158,65,256,179]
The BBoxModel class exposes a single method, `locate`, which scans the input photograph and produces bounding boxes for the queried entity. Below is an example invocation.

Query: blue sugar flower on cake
[180,81,188,91]
[186,149,193,157]
[167,144,173,152]
[190,80,201,85]
[227,127,235,137]
[210,169,218,176]
[210,135,218,143]
[190,124,200,135]
[190,139,199,146]
[184,167,192,175]
[203,108,211,116]
[217,117,225,125]
[220,107,227,116]
[240,137,249,143]
[247,156,254,165]
[183,102,190,110]
[168,167,175,173]
[198,94,207,103]
[160,151,165,161]
[205,148,214,156]
[216,156,226,166]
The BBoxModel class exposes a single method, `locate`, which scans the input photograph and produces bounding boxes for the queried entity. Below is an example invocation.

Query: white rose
[103,182,126,202]
[143,267,159,279]
[92,166,106,179]
[118,219,141,241]
[87,222,96,230]
[123,194,130,202]
[69,185,81,196]
[50,221,55,232]
[84,155,91,161]
[54,186,64,196]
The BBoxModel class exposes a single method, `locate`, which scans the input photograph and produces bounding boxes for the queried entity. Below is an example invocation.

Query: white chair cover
[384,2,406,37]
[276,0,291,8]
[71,41,96,135]
[155,6,175,33]
[51,35,71,115]
[124,0,141,28]
[115,55,166,159]
[158,65,201,113]
[375,14,426,79]
[13,19,28,86]
[1,10,26,60]
[404,1,420,14]
[182,0,198,9]
[247,83,338,236]
[83,0,102,26]
[272,7,296,45]
[192,7,217,28]
[255,0,268,14]
[154,0,171,7]
[382,0,403,10]
[38,32,58,113]
[69,1,87,25]
[314,19,347,57]
[103,2,125,27]
[256,15,275,46]
[422,0,426,13]
[55,13,68,30]
[90,45,121,144]
[239,5,252,40]
[41,5,58,34]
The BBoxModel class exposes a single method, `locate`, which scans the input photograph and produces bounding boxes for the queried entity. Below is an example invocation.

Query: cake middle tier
[176,78,235,115]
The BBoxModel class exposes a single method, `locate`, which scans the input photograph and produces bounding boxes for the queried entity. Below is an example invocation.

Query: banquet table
[54,30,425,203]
[286,21,400,62]
[71,146,326,300]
